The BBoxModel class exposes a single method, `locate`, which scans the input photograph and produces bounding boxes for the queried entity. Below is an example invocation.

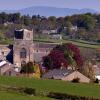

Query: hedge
[47,92,99,100]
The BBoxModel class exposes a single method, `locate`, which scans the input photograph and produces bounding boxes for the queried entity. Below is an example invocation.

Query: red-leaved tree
[43,43,84,70]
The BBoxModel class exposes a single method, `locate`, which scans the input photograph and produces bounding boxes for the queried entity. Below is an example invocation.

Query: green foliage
[0,12,100,41]
[84,15,96,30]
[21,62,34,74]
[43,56,53,69]
[48,16,56,29]
[48,92,98,100]
[24,88,36,95]
[22,15,32,26]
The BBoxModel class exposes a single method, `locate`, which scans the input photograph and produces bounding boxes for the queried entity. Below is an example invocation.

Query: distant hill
[0,6,98,17]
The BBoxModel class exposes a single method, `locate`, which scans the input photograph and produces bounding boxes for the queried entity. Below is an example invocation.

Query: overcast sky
[0,0,100,11]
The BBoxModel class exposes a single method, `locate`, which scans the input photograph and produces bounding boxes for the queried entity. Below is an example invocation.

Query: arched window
[20,48,27,58]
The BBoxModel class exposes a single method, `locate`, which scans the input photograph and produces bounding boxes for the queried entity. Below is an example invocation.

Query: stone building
[0,29,57,70]
[42,69,90,83]
[0,45,11,60]
[13,29,34,67]
[0,60,18,76]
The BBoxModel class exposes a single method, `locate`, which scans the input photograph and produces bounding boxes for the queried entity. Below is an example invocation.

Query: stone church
[0,29,57,69]
[13,29,34,67]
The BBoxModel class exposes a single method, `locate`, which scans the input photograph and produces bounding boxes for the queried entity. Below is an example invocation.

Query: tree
[22,15,32,26]
[32,15,40,26]
[48,16,56,29]
[0,12,8,24]
[56,17,64,28]
[33,63,41,78]
[11,13,21,23]
[65,21,72,28]
[77,15,96,30]
[43,56,52,69]
[43,43,84,70]
[64,21,73,35]
[84,15,96,30]
[82,61,95,80]
[76,28,86,39]
[21,62,34,76]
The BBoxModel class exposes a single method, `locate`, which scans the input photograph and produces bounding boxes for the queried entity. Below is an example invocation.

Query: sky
[0,0,100,11]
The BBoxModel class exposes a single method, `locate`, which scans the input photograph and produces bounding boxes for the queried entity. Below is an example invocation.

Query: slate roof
[0,60,7,68]
[42,69,73,79]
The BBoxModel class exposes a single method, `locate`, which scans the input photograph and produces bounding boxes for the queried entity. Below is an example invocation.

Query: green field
[0,76,100,99]
[0,37,99,49]
[0,91,55,100]
[33,38,100,49]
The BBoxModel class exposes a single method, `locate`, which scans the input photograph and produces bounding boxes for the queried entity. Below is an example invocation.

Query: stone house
[61,70,90,83]
[0,60,18,76]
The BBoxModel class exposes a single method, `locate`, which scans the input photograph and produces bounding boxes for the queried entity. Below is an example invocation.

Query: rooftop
[42,69,73,79]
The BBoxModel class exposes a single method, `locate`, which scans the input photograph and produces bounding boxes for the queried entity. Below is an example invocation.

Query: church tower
[13,29,34,68]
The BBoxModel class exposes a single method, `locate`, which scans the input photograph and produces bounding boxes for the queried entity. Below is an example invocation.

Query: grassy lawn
[0,76,100,99]
[0,91,55,100]
[0,37,99,49]
[0,39,13,45]
[33,38,100,49]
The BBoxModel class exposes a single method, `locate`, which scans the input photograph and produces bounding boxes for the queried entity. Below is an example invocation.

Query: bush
[47,92,99,100]
[5,86,36,95]
[24,88,36,95]
[72,78,80,83]
[94,79,99,83]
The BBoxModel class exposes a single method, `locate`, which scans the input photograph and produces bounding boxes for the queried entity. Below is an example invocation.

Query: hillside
[0,76,100,99]
[0,6,98,17]
[0,91,54,100]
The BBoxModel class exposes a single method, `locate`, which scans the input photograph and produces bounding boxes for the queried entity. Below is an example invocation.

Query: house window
[20,48,27,58]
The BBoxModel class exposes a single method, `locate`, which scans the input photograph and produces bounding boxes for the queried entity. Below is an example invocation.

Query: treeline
[0,12,100,41]
[0,12,100,29]
[0,12,99,28]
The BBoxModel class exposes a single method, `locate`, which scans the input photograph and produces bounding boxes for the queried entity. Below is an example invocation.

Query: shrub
[94,78,99,83]
[48,92,68,99]
[47,92,99,100]
[24,88,36,95]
